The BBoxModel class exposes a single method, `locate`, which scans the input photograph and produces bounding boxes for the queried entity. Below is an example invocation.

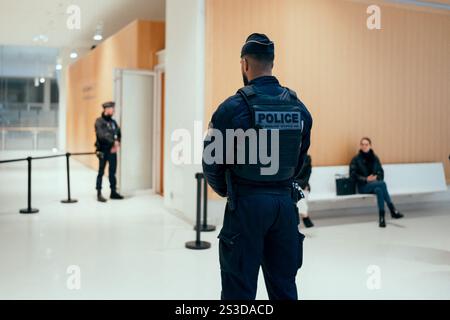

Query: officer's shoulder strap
[239,85,256,97]
[237,85,257,106]
[284,87,298,100]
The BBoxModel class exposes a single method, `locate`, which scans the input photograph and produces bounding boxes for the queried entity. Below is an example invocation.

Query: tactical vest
[231,85,303,182]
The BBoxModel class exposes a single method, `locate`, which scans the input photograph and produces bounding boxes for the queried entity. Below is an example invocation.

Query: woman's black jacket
[349,150,384,188]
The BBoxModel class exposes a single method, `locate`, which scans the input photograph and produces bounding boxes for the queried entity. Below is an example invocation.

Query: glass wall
[0,46,60,151]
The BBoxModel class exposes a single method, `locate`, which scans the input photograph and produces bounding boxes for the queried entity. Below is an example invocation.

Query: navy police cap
[241,33,275,57]
[102,101,115,109]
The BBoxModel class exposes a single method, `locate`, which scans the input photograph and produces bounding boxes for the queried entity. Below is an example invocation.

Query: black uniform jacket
[95,113,121,153]
[202,76,313,197]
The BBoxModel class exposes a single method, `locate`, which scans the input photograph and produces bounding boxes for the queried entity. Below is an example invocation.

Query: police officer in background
[95,101,124,202]
[203,33,313,300]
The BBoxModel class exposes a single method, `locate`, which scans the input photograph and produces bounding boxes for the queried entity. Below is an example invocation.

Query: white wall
[164,0,205,222]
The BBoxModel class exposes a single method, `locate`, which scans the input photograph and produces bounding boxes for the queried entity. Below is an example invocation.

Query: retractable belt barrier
[0,152,96,214]
[1,156,219,249]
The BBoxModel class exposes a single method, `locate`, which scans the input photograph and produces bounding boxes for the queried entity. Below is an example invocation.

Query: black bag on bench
[335,176,356,196]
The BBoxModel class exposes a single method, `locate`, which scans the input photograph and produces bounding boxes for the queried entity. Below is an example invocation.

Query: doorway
[114,69,156,193]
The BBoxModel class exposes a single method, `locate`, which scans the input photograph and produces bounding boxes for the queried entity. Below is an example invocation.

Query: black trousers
[219,192,304,300]
[96,152,117,191]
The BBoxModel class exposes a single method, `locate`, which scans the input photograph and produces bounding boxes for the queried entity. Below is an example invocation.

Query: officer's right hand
[111,141,120,153]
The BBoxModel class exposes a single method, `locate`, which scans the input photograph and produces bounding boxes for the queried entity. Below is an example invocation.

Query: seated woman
[350,137,404,228]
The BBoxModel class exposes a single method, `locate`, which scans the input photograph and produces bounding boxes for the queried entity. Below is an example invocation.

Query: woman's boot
[388,203,404,219]
[379,210,386,228]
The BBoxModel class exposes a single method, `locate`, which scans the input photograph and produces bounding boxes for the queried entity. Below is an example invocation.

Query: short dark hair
[360,137,372,145]
[244,52,275,71]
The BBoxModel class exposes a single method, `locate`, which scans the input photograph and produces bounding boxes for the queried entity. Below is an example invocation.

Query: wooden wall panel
[66,20,165,169]
[138,22,166,68]
[205,0,450,182]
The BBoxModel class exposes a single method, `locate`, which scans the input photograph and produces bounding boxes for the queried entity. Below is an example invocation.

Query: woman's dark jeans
[359,181,392,212]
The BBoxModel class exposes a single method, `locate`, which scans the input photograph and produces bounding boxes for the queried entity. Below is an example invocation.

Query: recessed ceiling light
[40,78,46,84]
[93,22,104,41]
[33,34,49,43]
[70,52,78,59]
[56,64,62,70]
[93,34,103,41]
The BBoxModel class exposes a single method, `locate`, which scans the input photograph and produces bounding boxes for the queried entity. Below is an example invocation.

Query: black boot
[379,210,386,228]
[110,190,124,200]
[391,211,404,219]
[97,190,107,202]
[388,203,404,219]
[302,216,314,228]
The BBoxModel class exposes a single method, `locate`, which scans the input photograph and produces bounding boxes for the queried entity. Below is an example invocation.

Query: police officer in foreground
[203,33,313,300]
[95,101,124,202]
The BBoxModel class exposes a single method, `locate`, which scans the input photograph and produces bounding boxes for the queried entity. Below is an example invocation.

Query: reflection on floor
[0,151,449,299]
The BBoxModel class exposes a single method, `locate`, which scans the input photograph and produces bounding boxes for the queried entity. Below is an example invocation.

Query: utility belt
[235,184,292,196]
[225,169,304,211]
[95,141,114,160]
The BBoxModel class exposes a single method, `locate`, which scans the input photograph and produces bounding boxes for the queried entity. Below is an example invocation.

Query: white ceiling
[0,0,165,49]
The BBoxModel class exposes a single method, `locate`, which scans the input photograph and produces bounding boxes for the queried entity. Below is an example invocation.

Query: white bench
[308,162,448,202]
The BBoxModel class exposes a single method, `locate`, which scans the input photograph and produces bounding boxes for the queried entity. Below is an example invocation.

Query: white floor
[0,151,449,300]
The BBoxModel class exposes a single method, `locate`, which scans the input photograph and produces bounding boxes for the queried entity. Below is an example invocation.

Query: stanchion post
[185,173,211,250]
[194,174,216,232]
[20,157,39,214]
[61,153,78,204]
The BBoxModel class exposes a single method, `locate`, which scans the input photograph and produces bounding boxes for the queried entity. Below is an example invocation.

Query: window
[51,80,59,104]
[27,79,44,103]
